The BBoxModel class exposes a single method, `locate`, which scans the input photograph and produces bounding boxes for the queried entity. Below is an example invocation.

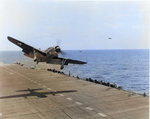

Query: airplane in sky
[7,36,87,69]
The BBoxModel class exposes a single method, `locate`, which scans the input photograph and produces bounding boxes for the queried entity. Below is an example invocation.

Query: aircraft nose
[55,46,61,53]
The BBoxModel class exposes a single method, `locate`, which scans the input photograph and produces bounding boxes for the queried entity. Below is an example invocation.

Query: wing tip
[82,62,87,64]
[80,60,87,64]
[7,36,13,41]
[7,36,10,40]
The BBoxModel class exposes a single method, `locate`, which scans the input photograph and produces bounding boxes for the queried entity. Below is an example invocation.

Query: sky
[0,0,149,51]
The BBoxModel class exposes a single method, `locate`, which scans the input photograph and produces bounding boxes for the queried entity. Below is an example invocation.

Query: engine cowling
[55,46,61,53]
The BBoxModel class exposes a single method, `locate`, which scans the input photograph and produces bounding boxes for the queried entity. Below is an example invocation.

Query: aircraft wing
[65,58,87,65]
[7,36,46,56]
[47,57,87,65]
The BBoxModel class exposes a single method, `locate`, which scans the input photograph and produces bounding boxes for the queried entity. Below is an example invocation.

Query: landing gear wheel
[60,59,67,70]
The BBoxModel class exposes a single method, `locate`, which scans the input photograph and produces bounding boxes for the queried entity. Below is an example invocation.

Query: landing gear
[60,59,67,70]
[34,61,39,68]
[34,50,38,62]
[60,65,64,70]
[33,50,39,68]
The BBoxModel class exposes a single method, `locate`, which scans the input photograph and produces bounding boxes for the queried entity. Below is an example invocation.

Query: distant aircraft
[7,36,87,69]
[108,38,112,39]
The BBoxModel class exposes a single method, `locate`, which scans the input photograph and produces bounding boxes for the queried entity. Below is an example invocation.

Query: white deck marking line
[98,113,107,117]
[109,105,149,115]
[47,88,51,90]
[66,98,72,101]
[75,102,82,105]
[0,113,2,116]
[1,66,26,79]
[86,107,93,111]
[60,94,64,96]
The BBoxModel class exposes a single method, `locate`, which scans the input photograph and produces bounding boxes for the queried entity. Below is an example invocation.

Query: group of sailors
[14,64,147,97]
[47,69,65,75]
[85,78,122,89]
[47,68,122,90]
[14,62,24,66]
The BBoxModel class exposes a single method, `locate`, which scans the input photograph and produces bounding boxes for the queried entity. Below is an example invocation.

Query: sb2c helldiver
[7,36,87,69]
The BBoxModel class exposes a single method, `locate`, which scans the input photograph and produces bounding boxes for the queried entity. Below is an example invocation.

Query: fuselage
[41,47,59,62]
[24,47,59,62]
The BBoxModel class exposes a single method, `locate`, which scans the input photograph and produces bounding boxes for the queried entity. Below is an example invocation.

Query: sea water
[0,50,149,94]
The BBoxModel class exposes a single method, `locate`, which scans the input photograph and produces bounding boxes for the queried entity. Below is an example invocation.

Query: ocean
[0,50,149,95]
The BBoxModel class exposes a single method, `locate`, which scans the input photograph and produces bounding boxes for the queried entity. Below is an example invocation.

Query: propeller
[55,39,66,57]
[57,39,61,46]
[55,46,61,53]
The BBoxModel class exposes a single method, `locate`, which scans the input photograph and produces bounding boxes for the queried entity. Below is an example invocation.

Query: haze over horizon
[0,0,149,51]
